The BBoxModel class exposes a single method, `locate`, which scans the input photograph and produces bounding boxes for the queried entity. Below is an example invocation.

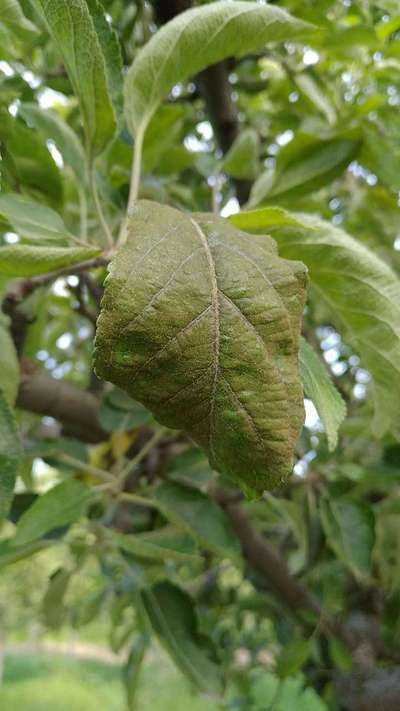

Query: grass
[0,651,220,711]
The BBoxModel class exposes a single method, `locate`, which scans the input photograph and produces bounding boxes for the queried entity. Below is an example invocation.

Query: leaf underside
[94,201,307,496]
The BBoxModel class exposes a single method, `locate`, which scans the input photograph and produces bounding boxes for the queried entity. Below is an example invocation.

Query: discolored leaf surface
[0,390,21,521]
[94,201,307,495]
[0,243,101,277]
[124,1,312,137]
[141,581,223,694]
[300,337,346,451]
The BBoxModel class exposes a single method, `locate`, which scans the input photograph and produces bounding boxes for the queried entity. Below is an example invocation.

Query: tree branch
[17,359,106,443]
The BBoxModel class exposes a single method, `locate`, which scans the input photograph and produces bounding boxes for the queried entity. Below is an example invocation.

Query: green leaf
[94,201,307,495]
[0,316,19,405]
[272,213,400,436]
[294,73,336,126]
[0,390,21,520]
[2,119,62,206]
[31,0,122,158]
[248,134,359,206]
[222,128,259,180]
[300,337,346,451]
[41,567,71,629]
[0,193,80,245]
[124,1,312,137]
[320,497,375,580]
[167,448,215,490]
[276,639,312,678]
[0,0,39,40]
[13,479,93,545]
[111,526,201,564]
[141,581,223,694]
[0,244,101,277]
[0,538,49,569]
[362,120,400,192]
[124,634,149,710]
[98,389,151,433]
[230,206,312,232]
[19,103,86,182]
[154,481,240,562]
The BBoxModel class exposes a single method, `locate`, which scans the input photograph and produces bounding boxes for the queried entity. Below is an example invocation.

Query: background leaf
[141,581,223,695]
[13,479,93,545]
[300,337,346,451]
[31,0,121,158]
[124,0,312,136]
[0,244,100,276]
[0,193,80,244]
[320,497,375,580]
[0,315,19,405]
[0,390,21,520]
[222,128,259,180]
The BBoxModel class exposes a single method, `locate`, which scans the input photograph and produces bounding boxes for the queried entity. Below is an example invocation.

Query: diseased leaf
[153,481,241,562]
[300,337,346,451]
[0,193,79,244]
[94,201,307,495]
[124,1,312,137]
[31,0,121,158]
[222,128,259,180]
[0,244,100,277]
[0,316,19,405]
[19,103,86,182]
[13,479,93,545]
[320,497,375,580]
[0,390,21,520]
[271,214,400,436]
[141,581,223,694]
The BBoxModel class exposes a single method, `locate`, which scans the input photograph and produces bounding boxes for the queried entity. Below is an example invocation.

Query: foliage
[1,1,400,710]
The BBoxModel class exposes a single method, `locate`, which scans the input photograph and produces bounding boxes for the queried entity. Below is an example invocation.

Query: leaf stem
[78,184,88,242]
[89,162,114,249]
[116,427,167,487]
[58,453,114,483]
[117,124,145,247]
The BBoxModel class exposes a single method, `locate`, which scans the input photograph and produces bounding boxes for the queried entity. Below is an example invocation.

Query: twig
[117,125,145,247]
[58,453,114,483]
[116,428,167,489]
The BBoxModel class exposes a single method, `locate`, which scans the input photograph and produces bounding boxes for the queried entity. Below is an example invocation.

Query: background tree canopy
[1,0,400,709]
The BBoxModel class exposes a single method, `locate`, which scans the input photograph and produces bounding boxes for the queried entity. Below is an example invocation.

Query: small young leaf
[154,481,241,562]
[125,1,312,137]
[276,639,312,678]
[94,201,307,495]
[0,390,21,520]
[141,581,223,694]
[41,567,71,629]
[14,479,93,545]
[31,0,122,158]
[320,497,375,580]
[0,244,101,277]
[300,337,346,451]
[0,193,79,244]
[222,128,259,180]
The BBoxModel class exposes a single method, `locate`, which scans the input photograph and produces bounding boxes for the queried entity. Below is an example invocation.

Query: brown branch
[17,358,106,443]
